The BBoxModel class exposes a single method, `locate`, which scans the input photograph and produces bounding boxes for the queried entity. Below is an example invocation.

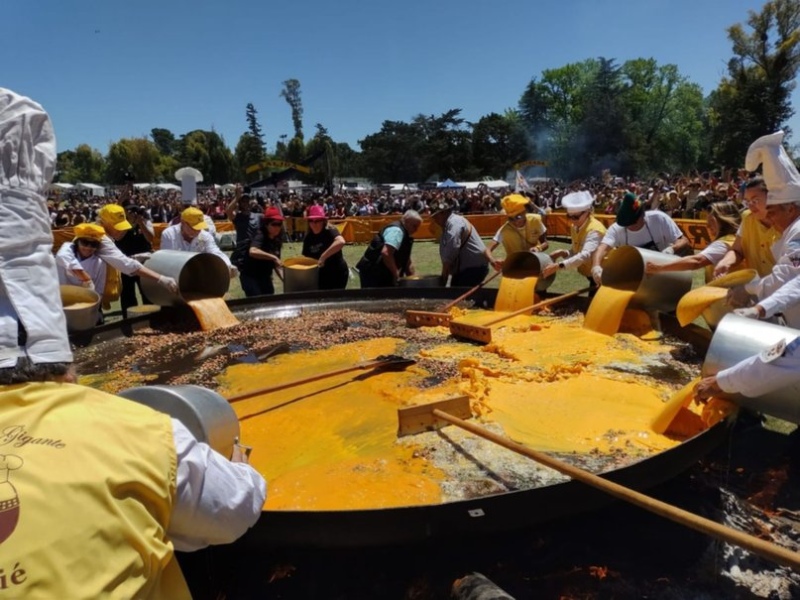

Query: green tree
[471,111,530,178]
[413,109,473,180]
[518,60,599,177]
[72,144,106,182]
[151,128,176,156]
[175,130,234,184]
[359,120,425,182]
[619,59,705,174]
[245,103,266,154]
[305,124,334,189]
[234,133,267,182]
[577,58,631,177]
[280,79,304,141]
[708,0,800,167]
[106,138,162,183]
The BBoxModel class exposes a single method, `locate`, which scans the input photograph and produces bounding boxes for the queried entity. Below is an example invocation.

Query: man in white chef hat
[540,190,607,293]
[696,130,800,401]
[0,88,265,598]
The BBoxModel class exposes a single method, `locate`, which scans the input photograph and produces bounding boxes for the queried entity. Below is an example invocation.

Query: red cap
[264,206,284,221]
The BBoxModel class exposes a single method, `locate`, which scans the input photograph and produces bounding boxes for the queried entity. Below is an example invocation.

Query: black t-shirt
[231,212,262,267]
[242,225,282,276]
[114,226,152,256]
[302,225,345,267]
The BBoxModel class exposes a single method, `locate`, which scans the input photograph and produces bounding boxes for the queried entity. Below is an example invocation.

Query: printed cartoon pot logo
[0,455,22,544]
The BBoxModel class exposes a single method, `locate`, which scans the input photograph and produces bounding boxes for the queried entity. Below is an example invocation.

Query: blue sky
[4,0,795,154]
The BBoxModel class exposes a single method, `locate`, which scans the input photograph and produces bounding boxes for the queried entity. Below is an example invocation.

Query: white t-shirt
[601,211,683,251]
[698,239,730,264]
[160,224,232,267]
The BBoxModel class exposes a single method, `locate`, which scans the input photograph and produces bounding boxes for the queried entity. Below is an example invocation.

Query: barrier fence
[53,213,714,252]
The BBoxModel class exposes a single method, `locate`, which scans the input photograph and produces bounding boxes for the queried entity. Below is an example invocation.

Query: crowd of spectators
[46,170,748,232]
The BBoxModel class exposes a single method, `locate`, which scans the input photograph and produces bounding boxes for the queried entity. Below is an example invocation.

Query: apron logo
[0,455,23,544]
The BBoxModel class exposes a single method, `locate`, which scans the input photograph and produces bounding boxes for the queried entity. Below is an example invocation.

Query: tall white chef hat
[560,190,594,213]
[745,130,800,205]
[175,166,203,205]
[0,88,72,368]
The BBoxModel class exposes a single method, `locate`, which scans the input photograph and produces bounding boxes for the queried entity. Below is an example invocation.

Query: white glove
[591,265,603,286]
[734,307,761,320]
[662,246,675,255]
[157,275,179,294]
[132,252,152,264]
[81,279,95,291]
[229,265,239,279]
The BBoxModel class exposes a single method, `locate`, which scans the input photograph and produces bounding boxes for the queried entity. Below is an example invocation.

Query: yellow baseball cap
[181,207,207,230]
[73,223,105,242]
[500,194,529,218]
[98,204,132,231]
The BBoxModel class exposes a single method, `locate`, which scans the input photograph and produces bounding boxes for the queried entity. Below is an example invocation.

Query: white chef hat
[560,190,593,213]
[745,130,800,205]
[175,166,203,205]
[0,88,72,368]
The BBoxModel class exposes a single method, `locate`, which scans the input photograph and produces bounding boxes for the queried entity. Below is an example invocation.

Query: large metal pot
[140,250,230,307]
[398,275,442,288]
[602,246,692,313]
[502,251,555,292]
[283,257,320,293]
[702,313,800,423]
[60,284,101,331]
[118,384,240,457]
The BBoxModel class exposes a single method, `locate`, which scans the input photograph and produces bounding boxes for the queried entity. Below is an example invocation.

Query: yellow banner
[245,160,312,175]
[514,159,549,169]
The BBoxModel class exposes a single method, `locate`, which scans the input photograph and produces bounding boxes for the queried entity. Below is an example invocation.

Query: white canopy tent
[49,182,73,191]
[74,182,105,196]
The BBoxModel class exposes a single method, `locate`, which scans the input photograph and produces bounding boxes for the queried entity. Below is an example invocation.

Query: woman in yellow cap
[486,193,548,269]
[56,223,107,292]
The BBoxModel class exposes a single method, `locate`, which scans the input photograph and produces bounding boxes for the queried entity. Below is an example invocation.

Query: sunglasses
[268,221,283,227]
[510,214,526,221]
[77,239,100,248]
[567,212,585,221]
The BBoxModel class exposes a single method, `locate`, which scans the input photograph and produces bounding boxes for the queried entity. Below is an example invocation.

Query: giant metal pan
[71,286,730,549]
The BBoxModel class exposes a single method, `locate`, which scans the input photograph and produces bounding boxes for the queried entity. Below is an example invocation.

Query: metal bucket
[398,275,442,288]
[118,384,240,457]
[703,313,800,423]
[60,285,101,331]
[602,246,692,313]
[283,257,320,293]
[502,252,555,292]
[140,249,230,307]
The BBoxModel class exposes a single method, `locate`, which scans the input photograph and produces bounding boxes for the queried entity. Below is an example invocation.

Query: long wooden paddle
[398,398,800,572]
[449,287,590,344]
[405,270,502,328]
[227,355,416,403]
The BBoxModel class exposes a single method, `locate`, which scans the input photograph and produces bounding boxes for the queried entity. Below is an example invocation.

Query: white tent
[153,183,180,191]
[49,182,73,191]
[74,182,106,196]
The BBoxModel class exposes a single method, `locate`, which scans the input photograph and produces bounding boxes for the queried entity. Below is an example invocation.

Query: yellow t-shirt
[499,213,546,255]
[740,210,779,277]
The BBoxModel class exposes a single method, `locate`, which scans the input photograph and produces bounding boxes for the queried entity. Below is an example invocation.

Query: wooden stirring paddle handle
[483,287,591,328]
[441,270,502,312]
[431,408,800,572]
[228,357,399,403]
